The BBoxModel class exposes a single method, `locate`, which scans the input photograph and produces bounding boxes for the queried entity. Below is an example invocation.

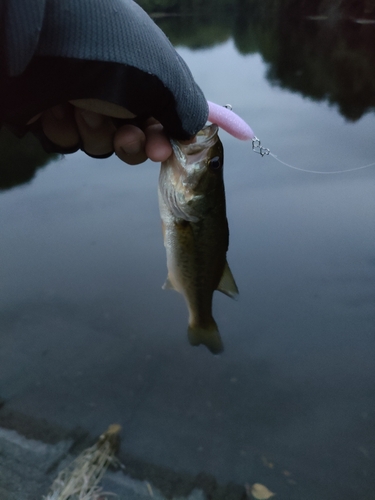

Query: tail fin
[187,319,224,354]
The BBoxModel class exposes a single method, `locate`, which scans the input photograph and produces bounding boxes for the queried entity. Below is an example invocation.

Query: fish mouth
[171,124,219,167]
[183,123,219,154]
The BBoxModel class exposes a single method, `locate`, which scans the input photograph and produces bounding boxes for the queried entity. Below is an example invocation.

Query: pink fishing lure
[207,101,255,141]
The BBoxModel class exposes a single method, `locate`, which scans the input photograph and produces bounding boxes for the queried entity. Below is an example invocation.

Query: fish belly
[162,207,228,354]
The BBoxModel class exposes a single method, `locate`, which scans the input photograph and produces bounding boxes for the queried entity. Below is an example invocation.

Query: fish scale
[158,123,238,354]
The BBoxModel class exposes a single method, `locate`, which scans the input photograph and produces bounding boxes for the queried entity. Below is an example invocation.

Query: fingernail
[81,110,103,129]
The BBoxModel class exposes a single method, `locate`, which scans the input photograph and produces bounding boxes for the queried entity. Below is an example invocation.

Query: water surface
[1,4,375,500]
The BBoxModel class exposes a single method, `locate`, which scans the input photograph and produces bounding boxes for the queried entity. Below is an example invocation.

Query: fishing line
[208,102,375,175]
[251,137,375,175]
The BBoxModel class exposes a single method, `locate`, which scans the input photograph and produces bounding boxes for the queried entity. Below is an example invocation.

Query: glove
[0,0,208,156]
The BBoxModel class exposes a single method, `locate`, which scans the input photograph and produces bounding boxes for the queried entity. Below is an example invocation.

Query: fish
[158,123,238,354]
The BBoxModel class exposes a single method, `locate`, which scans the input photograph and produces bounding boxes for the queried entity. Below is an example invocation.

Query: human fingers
[74,107,117,157]
[114,120,173,165]
[39,100,136,156]
[144,121,173,162]
[41,104,80,149]
[73,99,143,160]
[114,124,147,165]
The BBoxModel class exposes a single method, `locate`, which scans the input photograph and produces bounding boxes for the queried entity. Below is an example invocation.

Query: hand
[2,0,208,159]
[29,99,173,164]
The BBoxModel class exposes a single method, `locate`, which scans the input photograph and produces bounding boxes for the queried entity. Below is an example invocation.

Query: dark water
[1,3,375,499]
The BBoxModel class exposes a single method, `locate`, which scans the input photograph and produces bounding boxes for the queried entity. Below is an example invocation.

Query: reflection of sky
[1,41,375,499]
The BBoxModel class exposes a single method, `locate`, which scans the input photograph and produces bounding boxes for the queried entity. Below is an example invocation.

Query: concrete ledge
[0,406,245,500]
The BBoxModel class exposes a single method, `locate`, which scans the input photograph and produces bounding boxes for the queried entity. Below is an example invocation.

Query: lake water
[1,4,375,500]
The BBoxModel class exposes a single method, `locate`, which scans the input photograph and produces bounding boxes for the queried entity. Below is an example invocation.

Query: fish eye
[209,156,222,170]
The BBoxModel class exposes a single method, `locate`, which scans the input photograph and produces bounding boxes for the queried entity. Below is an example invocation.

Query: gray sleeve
[3,0,46,76]
[1,0,208,139]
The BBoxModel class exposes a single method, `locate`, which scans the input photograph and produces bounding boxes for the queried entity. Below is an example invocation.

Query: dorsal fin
[217,261,239,299]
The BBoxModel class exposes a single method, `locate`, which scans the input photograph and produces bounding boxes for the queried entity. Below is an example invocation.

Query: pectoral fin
[162,276,176,291]
[217,261,239,299]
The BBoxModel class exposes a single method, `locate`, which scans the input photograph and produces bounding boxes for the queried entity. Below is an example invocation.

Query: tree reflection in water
[141,0,375,121]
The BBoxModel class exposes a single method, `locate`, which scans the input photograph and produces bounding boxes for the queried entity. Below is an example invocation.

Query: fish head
[171,123,224,194]
[160,124,225,222]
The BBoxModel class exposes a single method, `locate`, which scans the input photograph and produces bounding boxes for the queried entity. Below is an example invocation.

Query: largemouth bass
[158,123,238,354]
